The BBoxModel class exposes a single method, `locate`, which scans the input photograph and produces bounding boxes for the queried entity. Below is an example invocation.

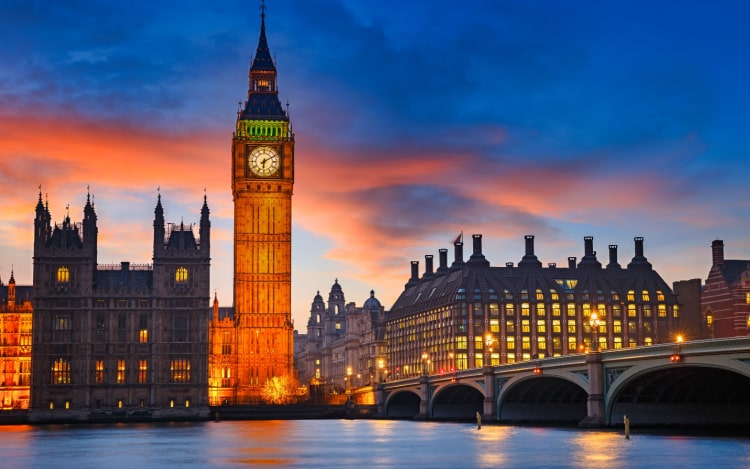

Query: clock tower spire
[228,1,295,404]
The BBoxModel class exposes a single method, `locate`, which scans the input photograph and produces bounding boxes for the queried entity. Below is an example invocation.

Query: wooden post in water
[624,415,630,439]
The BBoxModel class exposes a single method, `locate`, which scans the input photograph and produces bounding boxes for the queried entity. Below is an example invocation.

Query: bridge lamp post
[589,313,601,352]
[485,334,495,367]
[421,352,430,376]
[346,366,352,397]
[378,359,385,383]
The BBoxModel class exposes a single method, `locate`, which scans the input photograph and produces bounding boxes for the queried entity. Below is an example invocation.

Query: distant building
[0,271,32,410]
[30,190,210,422]
[386,235,681,379]
[701,240,750,338]
[294,280,386,402]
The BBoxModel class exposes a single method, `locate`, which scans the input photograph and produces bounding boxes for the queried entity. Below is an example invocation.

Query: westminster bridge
[375,337,750,426]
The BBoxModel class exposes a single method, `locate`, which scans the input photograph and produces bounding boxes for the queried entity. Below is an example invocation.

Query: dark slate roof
[240,93,286,120]
[217,306,235,321]
[166,225,198,250]
[251,14,275,72]
[0,285,33,304]
[95,269,152,290]
[389,261,676,320]
[718,260,750,287]
[48,221,83,249]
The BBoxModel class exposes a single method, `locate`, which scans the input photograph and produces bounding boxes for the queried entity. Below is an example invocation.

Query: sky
[1,0,750,330]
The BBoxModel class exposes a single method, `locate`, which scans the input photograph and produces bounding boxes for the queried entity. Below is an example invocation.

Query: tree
[261,375,301,405]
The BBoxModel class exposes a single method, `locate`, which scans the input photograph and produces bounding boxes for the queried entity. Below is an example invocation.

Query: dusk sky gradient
[2,0,749,330]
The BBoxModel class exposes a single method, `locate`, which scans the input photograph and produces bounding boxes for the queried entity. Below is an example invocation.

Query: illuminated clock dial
[249,146,280,177]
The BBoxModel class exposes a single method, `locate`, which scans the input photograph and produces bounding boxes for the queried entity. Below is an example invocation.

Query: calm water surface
[1,420,749,468]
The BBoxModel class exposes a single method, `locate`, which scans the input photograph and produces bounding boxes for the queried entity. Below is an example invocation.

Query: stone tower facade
[230,7,294,403]
[30,190,210,422]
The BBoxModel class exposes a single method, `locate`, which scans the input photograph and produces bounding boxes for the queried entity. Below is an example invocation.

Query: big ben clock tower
[231,3,294,403]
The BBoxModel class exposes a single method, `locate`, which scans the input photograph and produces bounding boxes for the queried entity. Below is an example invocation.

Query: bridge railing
[381,337,750,388]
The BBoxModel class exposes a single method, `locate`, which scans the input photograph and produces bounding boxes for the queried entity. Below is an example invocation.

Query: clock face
[248,146,280,177]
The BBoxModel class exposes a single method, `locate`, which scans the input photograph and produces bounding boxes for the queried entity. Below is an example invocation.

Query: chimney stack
[627,236,652,270]
[423,254,434,280]
[467,234,490,267]
[450,240,464,271]
[711,239,725,266]
[607,244,620,269]
[519,234,542,268]
[436,248,449,275]
[406,260,420,288]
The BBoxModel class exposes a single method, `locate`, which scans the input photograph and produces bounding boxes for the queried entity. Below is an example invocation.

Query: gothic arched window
[57,266,70,283]
[52,357,71,384]
[175,267,188,284]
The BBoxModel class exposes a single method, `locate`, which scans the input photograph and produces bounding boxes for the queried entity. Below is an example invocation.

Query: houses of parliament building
[0,7,295,419]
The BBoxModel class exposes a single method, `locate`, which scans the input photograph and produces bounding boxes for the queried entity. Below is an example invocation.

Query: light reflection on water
[1,420,749,468]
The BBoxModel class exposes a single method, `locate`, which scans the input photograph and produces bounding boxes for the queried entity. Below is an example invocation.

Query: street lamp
[421,352,430,376]
[378,359,385,383]
[589,312,601,352]
[485,334,494,366]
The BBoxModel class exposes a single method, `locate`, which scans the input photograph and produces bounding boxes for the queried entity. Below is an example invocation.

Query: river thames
[1,420,749,468]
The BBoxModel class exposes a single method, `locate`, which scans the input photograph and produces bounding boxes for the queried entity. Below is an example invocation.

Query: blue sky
[1,0,749,330]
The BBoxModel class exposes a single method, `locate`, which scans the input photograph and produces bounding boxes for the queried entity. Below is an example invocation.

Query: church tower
[231,3,294,403]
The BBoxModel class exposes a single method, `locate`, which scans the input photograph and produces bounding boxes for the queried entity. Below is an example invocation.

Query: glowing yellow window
[117,359,126,384]
[139,360,148,384]
[627,290,635,301]
[57,266,70,283]
[140,329,148,343]
[657,290,665,302]
[175,267,188,284]
[642,290,650,302]
[706,314,713,326]
[536,289,544,300]
[95,360,104,384]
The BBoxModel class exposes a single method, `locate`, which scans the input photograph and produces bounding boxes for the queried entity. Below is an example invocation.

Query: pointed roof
[240,2,287,121]
[201,192,210,219]
[251,3,276,72]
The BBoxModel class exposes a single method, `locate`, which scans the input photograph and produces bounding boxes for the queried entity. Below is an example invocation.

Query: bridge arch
[384,389,421,419]
[496,370,588,423]
[430,383,484,419]
[606,357,750,426]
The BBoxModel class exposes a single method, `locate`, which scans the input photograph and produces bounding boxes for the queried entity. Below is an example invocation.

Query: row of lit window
[55,266,189,284]
[51,358,191,385]
[455,287,667,303]
[49,398,191,410]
